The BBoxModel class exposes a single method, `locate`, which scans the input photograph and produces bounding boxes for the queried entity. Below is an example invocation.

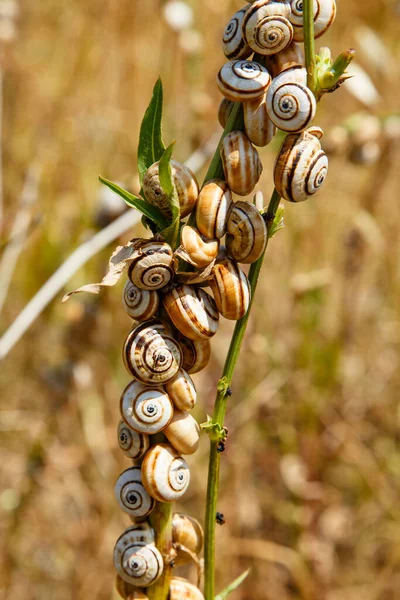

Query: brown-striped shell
[117,420,150,460]
[226,201,268,264]
[120,380,174,435]
[164,410,200,455]
[123,280,159,321]
[169,578,205,600]
[141,443,190,503]
[266,67,316,132]
[262,41,304,77]
[165,368,197,411]
[128,241,174,291]
[242,0,293,56]
[179,226,219,268]
[218,98,235,129]
[113,528,163,587]
[244,93,276,147]
[176,336,211,375]
[221,131,263,196]
[289,0,336,42]
[172,514,204,566]
[115,467,155,520]
[163,284,219,341]
[217,60,271,103]
[222,5,252,60]
[196,180,232,240]
[142,160,199,218]
[210,258,251,320]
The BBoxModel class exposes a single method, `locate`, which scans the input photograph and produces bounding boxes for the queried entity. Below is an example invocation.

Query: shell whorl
[196,180,232,240]
[210,259,251,321]
[226,201,268,264]
[289,0,337,41]
[266,67,316,132]
[113,527,163,587]
[141,443,191,503]
[176,336,211,375]
[243,1,293,56]
[120,380,174,434]
[165,368,197,411]
[217,60,271,103]
[128,242,174,291]
[222,5,252,60]
[221,130,263,196]
[244,93,276,147]
[117,420,150,460]
[274,126,328,202]
[163,285,219,341]
[115,467,155,520]
[179,226,219,268]
[123,281,159,321]
[142,160,199,218]
[164,410,201,455]
[169,578,205,600]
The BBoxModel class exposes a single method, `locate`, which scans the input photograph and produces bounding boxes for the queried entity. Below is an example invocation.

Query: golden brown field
[1,0,399,599]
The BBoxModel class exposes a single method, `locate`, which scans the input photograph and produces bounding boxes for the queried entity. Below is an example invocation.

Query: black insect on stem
[226,387,233,397]
[216,513,226,526]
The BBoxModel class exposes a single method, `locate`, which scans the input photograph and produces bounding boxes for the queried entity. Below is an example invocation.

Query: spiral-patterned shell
[172,514,204,566]
[141,443,190,503]
[120,380,174,435]
[163,285,219,341]
[117,420,150,460]
[242,1,293,56]
[210,259,251,321]
[122,281,159,321]
[221,131,263,196]
[244,93,276,147]
[289,0,336,41]
[128,241,174,291]
[274,126,328,202]
[196,180,232,240]
[164,410,200,455]
[222,5,252,60]
[123,321,182,385]
[169,578,205,600]
[115,467,155,520]
[266,67,316,132]
[217,60,271,103]
[226,201,268,264]
[177,336,211,375]
[142,160,199,218]
[113,529,163,587]
[180,226,219,268]
[165,368,197,411]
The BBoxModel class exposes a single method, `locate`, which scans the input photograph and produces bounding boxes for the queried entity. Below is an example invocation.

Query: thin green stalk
[148,502,173,600]
[303,0,317,93]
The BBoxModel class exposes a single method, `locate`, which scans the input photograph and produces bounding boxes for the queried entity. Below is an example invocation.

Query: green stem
[303,0,317,93]
[147,502,173,600]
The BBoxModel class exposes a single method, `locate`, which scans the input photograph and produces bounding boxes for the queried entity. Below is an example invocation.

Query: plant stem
[203,189,281,600]
[303,0,317,93]
[147,502,173,600]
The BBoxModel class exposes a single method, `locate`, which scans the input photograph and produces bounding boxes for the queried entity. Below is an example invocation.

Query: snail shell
[262,41,304,77]
[169,578,205,600]
[221,131,263,196]
[222,5,252,61]
[165,368,197,411]
[226,200,268,264]
[164,410,200,455]
[128,241,174,291]
[218,98,234,129]
[196,180,232,240]
[142,160,199,218]
[242,1,293,56]
[117,420,150,460]
[210,258,251,320]
[115,575,149,600]
[120,380,174,434]
[289,0,337,41]
[266,67,316,132]
[180,226,219,268]
[244,93,276,147]
[176,336,211,375]
[274,125,328,202]
[217,60,271,103]
[172,514,203,566]
[163,284,219,341]
[113,528,163,587]
[123,281,159,321]
[115,467,155,520]
[123,321,182,385]
[141,443,190,502]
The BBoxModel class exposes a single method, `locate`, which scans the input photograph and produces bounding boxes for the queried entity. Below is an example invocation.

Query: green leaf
[158,143,180,248]
[99,176,168,230]
[215,569,251,600]
[137,78,166,184]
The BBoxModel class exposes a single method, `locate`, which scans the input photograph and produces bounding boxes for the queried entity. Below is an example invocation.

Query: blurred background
[0,0,400,598]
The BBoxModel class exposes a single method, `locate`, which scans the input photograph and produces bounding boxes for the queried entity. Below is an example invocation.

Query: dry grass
[1,0,400,599]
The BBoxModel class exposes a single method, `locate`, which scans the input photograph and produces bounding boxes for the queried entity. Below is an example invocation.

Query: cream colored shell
[176,336,211,375]
[222,5,252,60]
[221,131,263,196]
[163,285,219,341]
[289,0,336,41]
[142,160,199,218]
[117,420,150,460]
[242,1,293,56]
[122,280,159,321]
[244,93,276,147]
[172,514,204,566]
[165,369,197,411]
[263,41,304,77]
[115,575,149,600]
[115,467,155,520]
[217,60,271,103]
[164,410,200,455]
[274,126,328,202]
[120,380,174,434]
[141,443,190,503]
[128,241,174,291]
[180,226,219,268]
[113,528,163,587]
[196,180,232,240]
[226,201,268,264]
[210,259,251,321]
[266,67,316,132]
[169,578,205,600]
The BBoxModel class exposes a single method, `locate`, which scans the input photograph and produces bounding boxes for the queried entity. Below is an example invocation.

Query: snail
[179,226,219,268]
[288,0,336,42]
[220,130,263,196]
[115,467,155,520]
[123,321,182,385]
[164,409,201,455]
[141,443,190,502]
[176,336,211,375]
[274,125,328,202]
[163,284,219,341]
[169,578,205,600]
[217,60,271,103]
[210,258,251,321]
[218,98,234,129]
[266,66,316,132]
[242,1,294,56]
[172,514,204,566]
[115,575,149,600]
[196,180,232,240]
[113,527,163,587]
[243,93,276,147]
[165,368,197,411]
[117,420,150,460]
[122,281,159,321]
[262,41,304,77]
[222,5,252,61]
[120,380,174,435]
[128,241,174,291]
[142,160,199,218]
[226,200,268,264]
